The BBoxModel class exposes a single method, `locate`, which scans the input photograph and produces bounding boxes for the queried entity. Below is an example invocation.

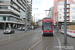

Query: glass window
[8,17,13,21]
[13,17,17,22]
[44,22,52,30]
[72,4,75,6]
[59,9,62,11]
[72,17,75,19]
[0,6,8,9]
[67,9,69,11]
[72,21,75,22]
[3,16,6,21]
[71,13,75,15]
[0,16,3,21]
[72,8,75,10]
[59,17,62,19]
[0,1,3,3]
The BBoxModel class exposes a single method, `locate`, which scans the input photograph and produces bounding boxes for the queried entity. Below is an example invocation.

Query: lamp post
[64,0,67,44]
[57,11,59,33]
[25,0,27,32]
[45,10,50,17]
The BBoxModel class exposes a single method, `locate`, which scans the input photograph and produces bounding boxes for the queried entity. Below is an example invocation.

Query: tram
[42,18,53,36]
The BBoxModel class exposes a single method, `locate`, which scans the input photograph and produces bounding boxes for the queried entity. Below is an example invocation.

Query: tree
[31,20,35,26]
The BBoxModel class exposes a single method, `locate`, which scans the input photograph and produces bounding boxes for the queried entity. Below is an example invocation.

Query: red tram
[42,18,53,36]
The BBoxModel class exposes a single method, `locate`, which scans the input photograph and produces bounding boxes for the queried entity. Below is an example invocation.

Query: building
[47,7,53,19]
[58,0,75,22]
[53,0,58,25]
[53,0,75,25]
[27,0,32,26]
[0,0,32,29]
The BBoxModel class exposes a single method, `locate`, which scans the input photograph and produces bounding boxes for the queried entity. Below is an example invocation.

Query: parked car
[17,27,22,31]
[17,27,25,31]
[3,28,15,34]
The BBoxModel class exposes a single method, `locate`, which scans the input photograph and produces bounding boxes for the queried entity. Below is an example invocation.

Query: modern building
[58,0,75,22]
[53,0,75,25]
[27,0,32,26]
[47,7,53,19]
[0,0,32,29]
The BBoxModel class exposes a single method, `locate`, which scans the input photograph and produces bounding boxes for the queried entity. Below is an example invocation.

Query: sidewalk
[61,29,75,37]
[54,29,75,50]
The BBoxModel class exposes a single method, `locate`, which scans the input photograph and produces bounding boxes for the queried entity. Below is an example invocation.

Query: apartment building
[0,0,32,29]
[27,0,32,26]
[58,0,75,22]
[53,0,74,25]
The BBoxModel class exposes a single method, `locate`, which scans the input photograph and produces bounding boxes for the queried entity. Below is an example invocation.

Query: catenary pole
[64,0,67,44]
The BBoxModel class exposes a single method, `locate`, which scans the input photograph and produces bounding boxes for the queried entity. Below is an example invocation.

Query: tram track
[26,36,53,50]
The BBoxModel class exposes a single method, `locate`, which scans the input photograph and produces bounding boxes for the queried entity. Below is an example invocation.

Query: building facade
[58,0,75,22]
[0,0,32,29]
[53,0,58,25]
[48,7,53,19]
[27,0,32,26]
[53,0,74,25]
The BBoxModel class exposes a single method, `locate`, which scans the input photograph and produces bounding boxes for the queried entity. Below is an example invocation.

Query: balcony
[67,5,70,8]
[67,14,70,16]
[67,18,70,20]
[67,10,70,12]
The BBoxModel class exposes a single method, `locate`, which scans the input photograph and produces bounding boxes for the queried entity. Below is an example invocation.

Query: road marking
[0,29,42,42]
[24,30,42,50]
[0,37,15,42]
[46,38,53,50]
[54,30,62,50]
[28,39,42,50]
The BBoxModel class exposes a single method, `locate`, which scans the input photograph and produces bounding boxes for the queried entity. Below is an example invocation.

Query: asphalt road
[0,28,75,50]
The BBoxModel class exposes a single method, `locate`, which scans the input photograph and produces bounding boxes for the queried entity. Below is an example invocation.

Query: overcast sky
[32,0,54,21]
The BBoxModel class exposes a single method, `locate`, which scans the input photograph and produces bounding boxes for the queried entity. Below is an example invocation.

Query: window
[8,17,13,21]
[44,22,52,30]
[72,4,75,7]
[72,21,75,22]
[59,17,62,19]
[72,17,75,19]
[71,13,75,15]
[0,1,10,3]
[0,6,8,9]
[72,8,75,10]
[67,9,69,11]
[0,16,3,21]
[59,9,62,11]
[3,16,6,21]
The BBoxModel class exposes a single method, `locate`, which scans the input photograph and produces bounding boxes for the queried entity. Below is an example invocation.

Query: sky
[32,0,54,21]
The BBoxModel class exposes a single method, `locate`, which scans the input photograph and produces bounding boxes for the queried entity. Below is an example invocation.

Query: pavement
[54,29,75,50]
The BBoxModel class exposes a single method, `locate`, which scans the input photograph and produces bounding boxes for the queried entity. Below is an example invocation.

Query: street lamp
[57,11,59,33]
[64,0,67,44]
[45,10,50,17]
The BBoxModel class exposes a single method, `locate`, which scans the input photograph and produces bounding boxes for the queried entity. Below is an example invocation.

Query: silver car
[4,28,15,34]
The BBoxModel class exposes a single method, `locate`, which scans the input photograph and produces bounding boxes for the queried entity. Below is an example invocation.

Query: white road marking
[46,39,52,50]
[0,37,14,41]
[24,30,42,50]
[0,29,42,42]
[54,30,62,50]
[28,39,42,50]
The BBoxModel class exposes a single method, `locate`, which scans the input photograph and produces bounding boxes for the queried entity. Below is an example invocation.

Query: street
[0,28,75,50]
